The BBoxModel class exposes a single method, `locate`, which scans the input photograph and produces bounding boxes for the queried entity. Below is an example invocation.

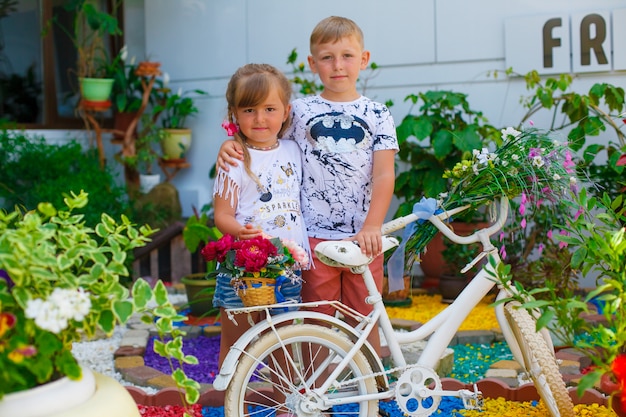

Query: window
[0,0,123,128]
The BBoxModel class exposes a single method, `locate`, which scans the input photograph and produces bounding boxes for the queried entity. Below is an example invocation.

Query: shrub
[0,130,129,227]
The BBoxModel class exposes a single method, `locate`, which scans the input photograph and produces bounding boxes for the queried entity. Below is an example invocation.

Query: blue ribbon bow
[387,197,441,292]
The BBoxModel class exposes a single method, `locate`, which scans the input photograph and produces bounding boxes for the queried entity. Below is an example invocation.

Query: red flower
[201,234,236,263]
[612,354,626,388]
[0,312,16,338]
[234,236,277,272]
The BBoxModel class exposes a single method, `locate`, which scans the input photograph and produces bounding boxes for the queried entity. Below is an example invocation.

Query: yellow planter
[0,366,139,417]
[161,128,192,161]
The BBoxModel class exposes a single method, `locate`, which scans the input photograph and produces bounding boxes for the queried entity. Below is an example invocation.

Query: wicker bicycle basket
[233,276,277,307]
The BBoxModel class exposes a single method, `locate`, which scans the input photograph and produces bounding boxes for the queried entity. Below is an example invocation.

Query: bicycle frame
[215,197,528,403]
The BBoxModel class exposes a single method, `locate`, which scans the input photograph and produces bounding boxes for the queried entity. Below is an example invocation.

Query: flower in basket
[0,191,201,407]
[399,127,578,268]
[200,234,309,305]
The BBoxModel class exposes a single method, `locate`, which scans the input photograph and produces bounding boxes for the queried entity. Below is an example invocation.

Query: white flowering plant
[0,191,200,411]
[401,127,578,269]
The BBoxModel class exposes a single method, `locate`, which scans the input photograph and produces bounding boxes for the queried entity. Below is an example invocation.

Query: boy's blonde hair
[309,16,364,51]
[225,63,292,183]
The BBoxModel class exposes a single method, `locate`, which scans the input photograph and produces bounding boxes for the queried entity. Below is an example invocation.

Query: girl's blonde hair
[225,63,292,182]
[310,16,365,51]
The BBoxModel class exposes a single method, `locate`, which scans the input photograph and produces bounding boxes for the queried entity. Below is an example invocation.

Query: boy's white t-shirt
[212,139,309,252]
[286,95,398,239]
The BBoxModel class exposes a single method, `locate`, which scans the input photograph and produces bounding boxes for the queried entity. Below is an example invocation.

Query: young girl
[211,63,309,371]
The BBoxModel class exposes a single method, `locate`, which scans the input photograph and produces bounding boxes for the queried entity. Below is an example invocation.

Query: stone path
[114,308,610,408]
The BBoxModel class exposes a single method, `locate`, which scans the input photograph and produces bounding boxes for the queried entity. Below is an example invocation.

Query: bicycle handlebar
[314,198,509,269]
[381,197,509,244]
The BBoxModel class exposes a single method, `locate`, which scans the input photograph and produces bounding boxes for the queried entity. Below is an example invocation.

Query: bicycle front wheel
[225,324,378,416]
[504,302,574,417]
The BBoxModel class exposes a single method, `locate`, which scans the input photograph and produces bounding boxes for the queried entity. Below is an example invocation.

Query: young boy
[218,16,398,354]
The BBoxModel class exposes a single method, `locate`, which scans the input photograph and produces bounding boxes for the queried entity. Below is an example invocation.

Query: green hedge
[0,130,129,227]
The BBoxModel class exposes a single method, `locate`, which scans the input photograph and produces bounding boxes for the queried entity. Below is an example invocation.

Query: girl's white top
[213,139,310,254]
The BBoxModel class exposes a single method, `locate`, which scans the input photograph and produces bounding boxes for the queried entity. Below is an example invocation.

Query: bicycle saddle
[314,235,399,268]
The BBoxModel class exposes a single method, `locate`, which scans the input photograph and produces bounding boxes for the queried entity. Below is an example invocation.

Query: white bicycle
[213,197,575,417]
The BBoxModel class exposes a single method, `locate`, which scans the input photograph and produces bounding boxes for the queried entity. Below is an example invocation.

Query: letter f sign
[542,18,562,68]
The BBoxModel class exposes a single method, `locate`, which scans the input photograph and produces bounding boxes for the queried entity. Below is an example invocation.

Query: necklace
[245,141,279,151]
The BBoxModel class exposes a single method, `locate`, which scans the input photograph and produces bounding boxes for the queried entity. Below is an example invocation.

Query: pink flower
[563,150,576,173]
[234,236,277,272]
[499,245,507,259]
[201,234,236,263]
[558,230,570,249]
[528,147,542,159]
[221,120,239,136]
[574,207,583,220]
[521,218,527,229]
[537,243,544,254]
[547,230,553,239]
[282,239,310,267]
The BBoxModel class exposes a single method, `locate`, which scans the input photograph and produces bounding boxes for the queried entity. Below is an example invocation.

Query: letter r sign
[505,9,626,75]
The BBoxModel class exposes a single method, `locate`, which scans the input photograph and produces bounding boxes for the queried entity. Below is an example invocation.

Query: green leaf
[153,339,167,356]
[132,278,153,310]
[98,309,115,333]
[535,309,554,331]
[153,280,169,306]
[113,300,134,323]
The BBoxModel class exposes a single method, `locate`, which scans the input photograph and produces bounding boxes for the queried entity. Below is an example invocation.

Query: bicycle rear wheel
[225,324,378,416]
[504,302,574,417]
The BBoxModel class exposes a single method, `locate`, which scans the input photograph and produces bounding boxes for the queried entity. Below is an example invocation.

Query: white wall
[131,0,626,218]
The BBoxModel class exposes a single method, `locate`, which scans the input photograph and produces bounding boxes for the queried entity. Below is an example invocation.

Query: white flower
[120,45,128,62]
[570,176,578,185]
[511,154,520,161]
[472,164,480,175]
[25,288,91,334]
[476,148,495,165]
[532,156,545,168]
[553,173,561,181]
[25,298,67,334]
[501,127,521,141]
[162,72,170,87]
[177,87,183,97]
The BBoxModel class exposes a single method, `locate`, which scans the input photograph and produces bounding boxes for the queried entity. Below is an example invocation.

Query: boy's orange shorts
[301,237,384,317]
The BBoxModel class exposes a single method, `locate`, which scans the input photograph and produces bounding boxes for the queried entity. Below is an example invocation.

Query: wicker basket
[234,277,277,307]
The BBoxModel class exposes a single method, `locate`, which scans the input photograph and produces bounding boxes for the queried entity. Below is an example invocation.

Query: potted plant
[180,204,222,317]
[107,46,145,139]
[0,190,200,415]
[492,189,625,413]
[153,82,208,161]
[438,231,487,302]
[54,0,122,102]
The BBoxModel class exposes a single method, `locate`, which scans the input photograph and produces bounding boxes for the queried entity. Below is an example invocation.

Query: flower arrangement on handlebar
[402,127,578,269]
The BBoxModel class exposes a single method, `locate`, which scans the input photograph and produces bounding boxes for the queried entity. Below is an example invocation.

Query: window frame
[13,0,124,129]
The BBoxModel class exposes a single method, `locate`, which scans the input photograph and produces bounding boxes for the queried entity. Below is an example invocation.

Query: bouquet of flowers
[201,234,309,306]
[401,127,578,268]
